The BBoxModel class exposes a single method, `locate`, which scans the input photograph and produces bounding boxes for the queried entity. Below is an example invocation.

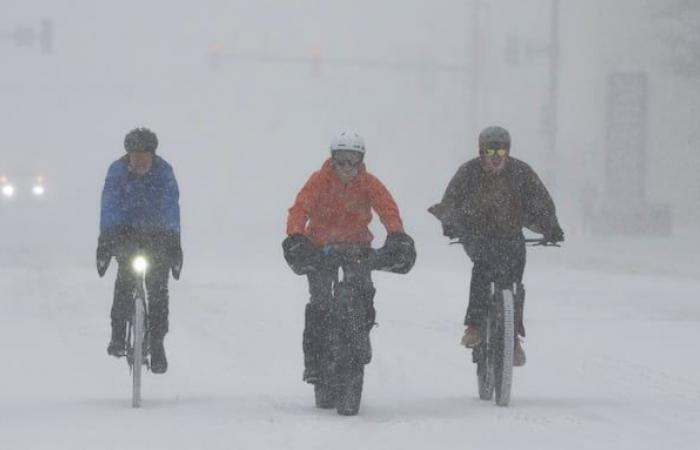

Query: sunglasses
[482,148,509,157]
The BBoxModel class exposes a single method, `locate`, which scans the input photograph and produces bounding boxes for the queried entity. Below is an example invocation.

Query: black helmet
[478,126,511,152]
[124,127,158,153]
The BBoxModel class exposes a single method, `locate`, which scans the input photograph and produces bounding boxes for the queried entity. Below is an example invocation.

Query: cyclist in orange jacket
[284,130,415,383]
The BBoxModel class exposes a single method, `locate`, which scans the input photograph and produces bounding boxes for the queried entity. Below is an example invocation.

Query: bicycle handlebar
[320,246,380,269]
[450,236,562,247]
[524,239,561,247]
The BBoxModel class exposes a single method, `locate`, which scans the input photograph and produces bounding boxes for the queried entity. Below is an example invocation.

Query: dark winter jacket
[100,155,180,239]
[429,157,560,240]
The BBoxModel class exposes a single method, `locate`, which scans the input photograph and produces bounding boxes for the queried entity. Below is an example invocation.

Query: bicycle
[125,254,150,408]
[457,236,559,406]
[311,241,414,416]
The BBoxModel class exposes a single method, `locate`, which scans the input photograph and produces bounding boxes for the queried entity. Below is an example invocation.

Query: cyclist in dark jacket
[429,126,563,367]
[96,127,182,374]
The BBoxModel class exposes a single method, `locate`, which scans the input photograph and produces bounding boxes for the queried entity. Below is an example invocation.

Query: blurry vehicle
[1,174,47,201]
[0,171,56,267]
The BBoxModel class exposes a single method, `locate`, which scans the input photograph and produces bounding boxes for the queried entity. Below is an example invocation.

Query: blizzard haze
[1,1,700,449]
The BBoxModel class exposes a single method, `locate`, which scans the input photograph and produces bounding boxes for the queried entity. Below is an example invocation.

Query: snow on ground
[1,231,699,450]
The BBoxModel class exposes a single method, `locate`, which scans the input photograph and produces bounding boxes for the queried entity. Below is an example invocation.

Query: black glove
[96,234,115,277]
[442,222,467,240]
[282,234,318,275]
[544,224,565,244]
[375,232,417,274]
[166,233,183,280]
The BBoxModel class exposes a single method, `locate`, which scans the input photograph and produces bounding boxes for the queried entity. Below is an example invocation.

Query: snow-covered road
[1,234,699,450]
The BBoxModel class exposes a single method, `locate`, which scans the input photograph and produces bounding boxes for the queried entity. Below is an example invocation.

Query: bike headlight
[132,256,148,274]
[32,184,45,196]
[2,184,14,198]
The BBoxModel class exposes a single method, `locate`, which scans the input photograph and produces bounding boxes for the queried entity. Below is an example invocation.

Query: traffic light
[208,43,224,70]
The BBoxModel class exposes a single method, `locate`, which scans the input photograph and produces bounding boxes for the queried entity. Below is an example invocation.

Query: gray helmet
[478,126,511,152]
[124,127,158,153]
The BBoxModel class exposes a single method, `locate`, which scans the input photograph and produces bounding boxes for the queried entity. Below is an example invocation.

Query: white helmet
[330,130,365,155]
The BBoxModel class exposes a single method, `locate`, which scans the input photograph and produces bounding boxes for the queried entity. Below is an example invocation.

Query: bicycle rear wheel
[493,289,515,406]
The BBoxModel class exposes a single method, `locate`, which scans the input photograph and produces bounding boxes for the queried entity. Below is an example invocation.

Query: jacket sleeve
[428,165,470,238]
[367,176,404,234]
[522,165,560,235]
[287,173,320,236]
[162,165,181,234]
[99,163,123,235]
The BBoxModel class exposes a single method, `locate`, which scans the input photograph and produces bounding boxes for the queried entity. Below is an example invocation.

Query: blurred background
[2,0,699,269]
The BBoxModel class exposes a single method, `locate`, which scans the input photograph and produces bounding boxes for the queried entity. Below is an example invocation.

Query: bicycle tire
[476,314,495,400]
[131,288,146,408]
[314,380,337,409]
[493,289,514,406]
[336,364,364,416]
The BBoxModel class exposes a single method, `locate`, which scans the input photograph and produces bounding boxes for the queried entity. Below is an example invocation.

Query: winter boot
[460,326,481,348]
[107,321,127,357]
[514,338,526,367]
[150,338,168,374]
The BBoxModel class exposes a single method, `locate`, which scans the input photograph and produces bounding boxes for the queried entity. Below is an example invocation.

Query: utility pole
[546,0,560,187]
[470,0,481,148]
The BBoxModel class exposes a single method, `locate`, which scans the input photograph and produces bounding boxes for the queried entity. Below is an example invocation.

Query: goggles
[482,148,509,157]
[332,156,362,168]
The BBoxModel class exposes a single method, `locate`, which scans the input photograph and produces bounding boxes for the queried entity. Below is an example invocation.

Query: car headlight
[2,184,15,198]
[32,184,45,196]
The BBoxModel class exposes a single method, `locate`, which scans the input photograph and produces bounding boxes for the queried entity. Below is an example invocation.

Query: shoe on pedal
[150,339,168,374]
[303,367,320,384]
[514,338,526,367]
[460,326,481,348]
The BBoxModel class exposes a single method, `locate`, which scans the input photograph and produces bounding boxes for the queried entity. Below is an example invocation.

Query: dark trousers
[463,236,526,331]
[111,256,170,340]
[303,263,375,369]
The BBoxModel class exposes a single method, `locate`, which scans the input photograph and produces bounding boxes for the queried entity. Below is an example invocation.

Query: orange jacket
[287,159,404,246]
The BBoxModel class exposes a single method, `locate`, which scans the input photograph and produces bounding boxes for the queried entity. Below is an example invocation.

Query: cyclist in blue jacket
[96,127,182,374]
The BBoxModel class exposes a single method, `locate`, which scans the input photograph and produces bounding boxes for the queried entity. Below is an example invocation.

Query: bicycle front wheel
[492,289,515,406]
[131,294,146,408]
[476,315,494,400]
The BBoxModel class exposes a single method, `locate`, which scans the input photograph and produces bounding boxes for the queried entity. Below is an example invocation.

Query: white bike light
[132,256,148,274]
[32,184,45,196]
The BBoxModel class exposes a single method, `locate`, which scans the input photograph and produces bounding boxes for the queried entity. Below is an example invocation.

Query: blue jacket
[100,155,180,236]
